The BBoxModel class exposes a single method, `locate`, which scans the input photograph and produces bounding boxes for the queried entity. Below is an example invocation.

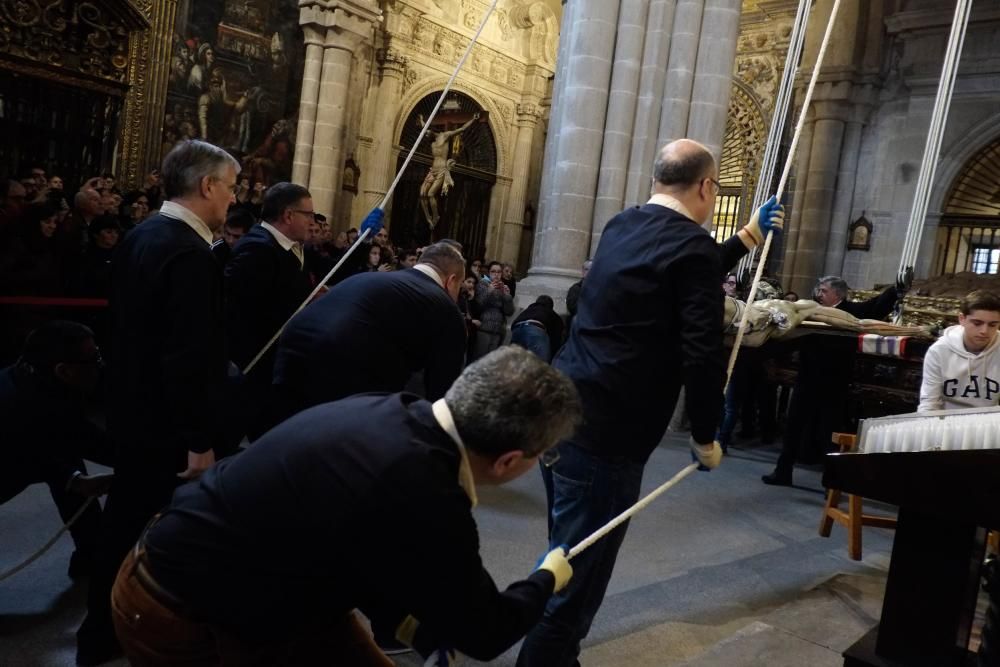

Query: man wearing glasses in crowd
[223,182,316,439]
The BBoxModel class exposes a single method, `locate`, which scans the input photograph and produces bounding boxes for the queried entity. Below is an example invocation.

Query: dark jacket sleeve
[423,305,467,400]
[671,246,726,444]
[839,286,898,320]
[718,235,751,274]
[400,489,556,661]
[224,241,280,369]
[161,250,225,454]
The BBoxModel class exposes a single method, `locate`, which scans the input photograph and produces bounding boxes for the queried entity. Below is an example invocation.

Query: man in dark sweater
[762,275,905,485]
[271,240,467,426]
[110,347,580,665]
[224,182,315,439]
[511,294,564,362]
[517,139,784,667]
[77,140,239,665]
[0,321,113,579]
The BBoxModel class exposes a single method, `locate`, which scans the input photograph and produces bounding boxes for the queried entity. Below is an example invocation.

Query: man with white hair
[77,140,241,665]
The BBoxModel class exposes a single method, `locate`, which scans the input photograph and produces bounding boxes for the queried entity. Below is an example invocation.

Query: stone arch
[713,78,769,238]
[394,77,509,176]
[929,115,1000,216]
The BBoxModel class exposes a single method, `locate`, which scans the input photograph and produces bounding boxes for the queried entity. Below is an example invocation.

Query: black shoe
[761,470,793,486]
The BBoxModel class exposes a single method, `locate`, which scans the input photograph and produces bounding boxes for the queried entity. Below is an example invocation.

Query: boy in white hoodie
[918,290,1000,412]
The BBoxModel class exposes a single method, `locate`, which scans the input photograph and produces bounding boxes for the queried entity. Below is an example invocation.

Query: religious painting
[162,0,304,188]
[848,213,873,251]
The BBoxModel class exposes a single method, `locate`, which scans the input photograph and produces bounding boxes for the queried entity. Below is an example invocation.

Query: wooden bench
[818,432,898,560]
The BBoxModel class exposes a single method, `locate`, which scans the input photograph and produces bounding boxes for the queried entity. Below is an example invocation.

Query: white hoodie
[918,324,1000,412]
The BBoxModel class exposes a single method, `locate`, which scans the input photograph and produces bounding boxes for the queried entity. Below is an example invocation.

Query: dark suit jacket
[224,224,313,378]
[837,285,898,320]
[273,268,466,418]
[554,204,749,460]
[107,212,225,473]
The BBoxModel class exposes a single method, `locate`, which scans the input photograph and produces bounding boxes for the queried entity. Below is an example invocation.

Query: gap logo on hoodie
[918,323,1000,412]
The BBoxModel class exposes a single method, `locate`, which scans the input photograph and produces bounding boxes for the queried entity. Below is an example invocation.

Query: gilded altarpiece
[0,0,178,188]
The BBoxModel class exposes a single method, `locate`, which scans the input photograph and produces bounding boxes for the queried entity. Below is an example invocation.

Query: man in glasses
[517,139,785,667]
[224,182,317,440]
[0,320,114,579]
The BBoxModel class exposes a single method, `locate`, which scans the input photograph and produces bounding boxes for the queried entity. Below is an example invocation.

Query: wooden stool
[818,432,898,560]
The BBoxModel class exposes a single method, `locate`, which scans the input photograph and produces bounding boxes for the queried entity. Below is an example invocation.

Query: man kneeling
[110,346,580,665]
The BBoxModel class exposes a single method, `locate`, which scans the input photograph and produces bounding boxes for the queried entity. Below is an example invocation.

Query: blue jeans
[510,323,551,362]
[516,441,645,667]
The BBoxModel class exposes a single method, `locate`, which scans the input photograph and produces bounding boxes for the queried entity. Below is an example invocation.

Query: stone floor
[0,433,898,666]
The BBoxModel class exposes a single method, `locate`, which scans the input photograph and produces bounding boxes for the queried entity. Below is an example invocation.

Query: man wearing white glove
[518,139,783,667]
[108,347,581,666]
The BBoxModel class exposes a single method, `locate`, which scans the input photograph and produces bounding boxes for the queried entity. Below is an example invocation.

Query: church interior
[2,1,1000,665]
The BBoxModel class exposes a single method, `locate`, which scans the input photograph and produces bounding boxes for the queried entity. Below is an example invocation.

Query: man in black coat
[0,321,113,579]
[109,347,580,665]
[211,207,255,265]
[77,140,239,665]
[224,183,314,439]
[762,275,905,485]
[517,139,784,667]
[271,240,468,426]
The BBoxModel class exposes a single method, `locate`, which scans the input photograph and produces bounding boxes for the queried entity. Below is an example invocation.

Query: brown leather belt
[129,516,194,618]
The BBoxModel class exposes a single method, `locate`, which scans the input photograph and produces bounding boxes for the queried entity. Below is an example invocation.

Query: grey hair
[446,346,581,458]
[161,140,241,199]
[817,275,849,299]
[418,241,466,279]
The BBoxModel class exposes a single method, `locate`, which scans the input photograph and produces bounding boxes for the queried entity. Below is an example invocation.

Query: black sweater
[144,394,555,659]
[107,213,226,471]
[555,203,748,460]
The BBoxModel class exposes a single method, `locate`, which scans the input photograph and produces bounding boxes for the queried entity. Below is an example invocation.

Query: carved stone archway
[713,79,769,240]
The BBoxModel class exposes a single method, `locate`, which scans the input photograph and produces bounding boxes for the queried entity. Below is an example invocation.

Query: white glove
[689,437,723,469]
[536,547,573,593]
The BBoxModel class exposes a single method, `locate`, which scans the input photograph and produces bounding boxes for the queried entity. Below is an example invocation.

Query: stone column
[823,112,865,276]
[687,0,741,160]
[522,0,621,304]
[498,103,542,263]
[292,27,325,186]
[623,0,677,206]
[361,48,407,211]
[656,0,705,146]
[591,0,650,245]
[298,1,380,220]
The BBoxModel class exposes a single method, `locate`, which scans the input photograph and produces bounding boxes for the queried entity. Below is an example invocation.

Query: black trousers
[78,460,181,653]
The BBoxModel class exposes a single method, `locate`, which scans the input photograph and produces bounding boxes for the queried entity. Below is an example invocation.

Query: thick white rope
[567,463,699,560]
[0,495,97,583]
[725,0,844,386]
[898,0,972,275]
[737,0,811,279]
[243,0,500,375]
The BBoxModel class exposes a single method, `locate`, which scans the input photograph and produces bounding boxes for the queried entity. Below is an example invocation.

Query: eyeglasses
[708,177,721,192]
[540,448,560,468]
[291,209,317,221]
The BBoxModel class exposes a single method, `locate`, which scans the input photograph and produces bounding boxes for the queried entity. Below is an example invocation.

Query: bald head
[650,139,718,225]
[653,139,716,189]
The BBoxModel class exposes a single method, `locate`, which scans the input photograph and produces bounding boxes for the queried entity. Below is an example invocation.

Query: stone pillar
[687,0,741,160]
[623,0,677,206]
[298,1,380,221]
[362,48,407,211]
[521,0,621,305]
[656,0,704,146]
[823,113,865,276]
[292,28,324,186]
[498,103,542,263]
[591,0,650,246]
[520,0,742,309]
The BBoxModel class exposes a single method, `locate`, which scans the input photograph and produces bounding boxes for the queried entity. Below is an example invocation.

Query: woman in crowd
[471,261,514,361]
[119,190,150,232]
[0,202,63,295]
[458,274,482,362]
[365,244,393,272]
[469,258,483,281]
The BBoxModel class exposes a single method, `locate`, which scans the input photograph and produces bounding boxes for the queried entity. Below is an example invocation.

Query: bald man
[517,139,784,666]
